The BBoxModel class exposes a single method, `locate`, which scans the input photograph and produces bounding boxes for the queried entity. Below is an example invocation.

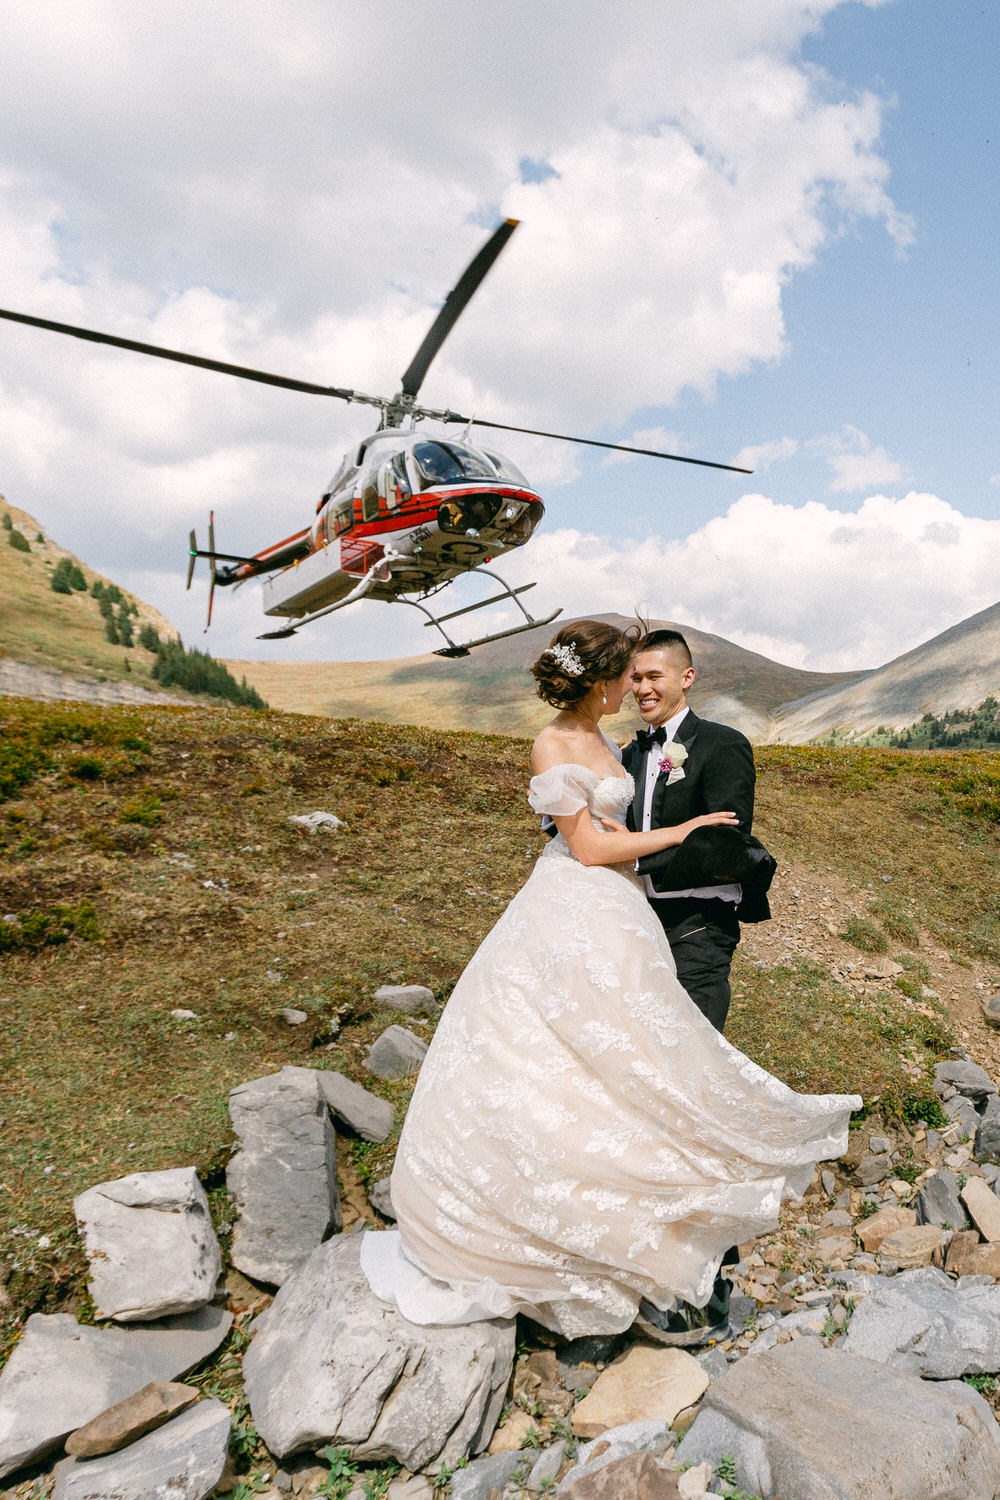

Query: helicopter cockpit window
[390,452,410,507]
[411,441,496,488]
[483,450,530,487]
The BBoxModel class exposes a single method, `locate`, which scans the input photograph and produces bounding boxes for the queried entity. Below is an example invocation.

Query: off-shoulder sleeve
[527,764,595,818]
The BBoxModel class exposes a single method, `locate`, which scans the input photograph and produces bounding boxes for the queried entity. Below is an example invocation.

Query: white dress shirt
[639,706,740,905]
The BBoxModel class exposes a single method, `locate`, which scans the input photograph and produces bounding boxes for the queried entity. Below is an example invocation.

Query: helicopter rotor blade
[398,219,520,401]
[0,306,380,406]
[449,415,752,474]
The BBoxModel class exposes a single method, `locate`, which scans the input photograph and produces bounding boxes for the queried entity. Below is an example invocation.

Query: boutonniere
[658,741,688,779]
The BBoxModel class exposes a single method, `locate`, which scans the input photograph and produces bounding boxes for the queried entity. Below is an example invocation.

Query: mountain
[225,614,863,740]
[0,498,178,693]
[771,599,1000,741]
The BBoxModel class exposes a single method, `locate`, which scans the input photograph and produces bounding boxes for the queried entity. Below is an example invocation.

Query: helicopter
[0,220,750,656]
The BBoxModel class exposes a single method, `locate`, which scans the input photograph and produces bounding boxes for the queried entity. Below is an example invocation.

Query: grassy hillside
[2,697,999,1363]
[0,499,177,690]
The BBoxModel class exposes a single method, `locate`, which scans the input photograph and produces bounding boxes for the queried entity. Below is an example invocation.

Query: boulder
[945,1229,983,1276]
[73,1167,221,1321]
[53,1397,230,1499]
[571,1347,708,1440]
[559,1452,682,1500]
[935,1060,997,1100]
[858,1204,916,1253]
[942,1096,980,1137]
[364,1025,428,1080]
[315,1071,394,1143]
[450,1449,525,1500]
[976,1095,1000,1165]
[915,1170,971,1231]
[856,1154,891,1187]
[560,1420,675,1491]
[679,1340,1000,1498]
[527,1442,569,1491]
[981,992,1000,1030]
[878,1224,943,1269]
[65,1379,199,1458]
[242,1234,514,1471]
[842,1265,1000,1377]
[373,984,438,1015]
[962,1177,1000,1241]
[227,1066,340,1286]
[0,1307,231,1481]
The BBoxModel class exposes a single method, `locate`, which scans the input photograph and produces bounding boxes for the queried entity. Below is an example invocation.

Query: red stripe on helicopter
[351,486,540,539]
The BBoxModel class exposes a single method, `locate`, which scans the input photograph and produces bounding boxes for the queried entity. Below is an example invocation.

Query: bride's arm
[553,807,739,868]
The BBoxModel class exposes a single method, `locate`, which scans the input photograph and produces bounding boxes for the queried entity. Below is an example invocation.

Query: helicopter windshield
[411,441,496,488]
[482,449,530,487]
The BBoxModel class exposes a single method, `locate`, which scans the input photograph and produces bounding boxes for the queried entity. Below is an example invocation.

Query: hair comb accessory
[543,642,585,676]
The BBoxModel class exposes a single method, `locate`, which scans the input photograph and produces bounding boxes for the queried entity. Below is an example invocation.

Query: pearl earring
[601,689,607,705]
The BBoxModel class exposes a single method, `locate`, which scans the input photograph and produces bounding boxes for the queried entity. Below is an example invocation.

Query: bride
[361,620,860,1338]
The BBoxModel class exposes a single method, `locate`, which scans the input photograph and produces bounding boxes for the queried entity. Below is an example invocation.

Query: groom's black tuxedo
[622,708,771,1032]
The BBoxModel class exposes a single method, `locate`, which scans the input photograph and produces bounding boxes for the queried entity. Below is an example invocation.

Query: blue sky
[1,0,998,672]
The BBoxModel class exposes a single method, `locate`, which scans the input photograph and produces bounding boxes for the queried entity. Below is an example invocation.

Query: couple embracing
[361,620,859,1342]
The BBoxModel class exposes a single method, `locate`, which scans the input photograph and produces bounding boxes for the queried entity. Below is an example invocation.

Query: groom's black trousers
[651,896,740,1034]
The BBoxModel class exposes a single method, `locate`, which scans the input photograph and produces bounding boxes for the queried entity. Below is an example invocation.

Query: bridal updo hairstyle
[531,620,642,708]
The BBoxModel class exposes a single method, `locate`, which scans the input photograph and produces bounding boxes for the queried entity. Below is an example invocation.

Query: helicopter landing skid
[400,566,562,657]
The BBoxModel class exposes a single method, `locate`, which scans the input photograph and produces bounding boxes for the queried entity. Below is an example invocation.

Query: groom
[622,628,765,1034]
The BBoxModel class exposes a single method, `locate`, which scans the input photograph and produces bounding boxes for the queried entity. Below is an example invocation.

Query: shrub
[1,512,11,530]
[50,559,73,595]
[90,578,105,598]
[115,607,134,648]
[104,617,120,645]
[841,916,889,954]
[8,527,30,553]
[138,622,160,652]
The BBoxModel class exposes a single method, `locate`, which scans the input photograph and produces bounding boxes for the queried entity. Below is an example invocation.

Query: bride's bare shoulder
[530,721,579,774]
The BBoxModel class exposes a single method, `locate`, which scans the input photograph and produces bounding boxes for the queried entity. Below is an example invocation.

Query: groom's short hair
[636,629,693,667]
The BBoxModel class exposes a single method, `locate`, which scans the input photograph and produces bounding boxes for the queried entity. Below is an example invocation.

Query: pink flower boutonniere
[657,741,688,779]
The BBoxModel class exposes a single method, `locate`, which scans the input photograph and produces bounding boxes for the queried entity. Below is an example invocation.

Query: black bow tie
[636,725,667,750]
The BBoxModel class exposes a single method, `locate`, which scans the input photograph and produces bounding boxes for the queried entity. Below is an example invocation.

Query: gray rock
[451,1450,525,1500]
[982,992,1000,1030]
[315,1071,394,1143]
[821,1169,836,1197]
[857,1154,891,1187]
[915,1169,971,1230]
[976,1095,1000,1165]
[374,984,438,1015]
[560,1421,674,1490]
[53,1397,230,1499]
[942,1095,980,1138]
[745,1326,779,1357]
[0,1307,232,1481]
[695,1346,729,1381]
[281,1007,309,1025]
[678,1340,1000,1500]
[243,1234,514,1471]
[227,1066,341,1286]
[936,1060,997,1099]
[868,1136,891,1154]
[364,1025,428,1080]
[842,1265,1000,1377]
[526,1443,567,1491]
[74,1167,221,1322]
[983,1164,1000,1193]
[727,1293,754,1337]
[369,1178,396,1221]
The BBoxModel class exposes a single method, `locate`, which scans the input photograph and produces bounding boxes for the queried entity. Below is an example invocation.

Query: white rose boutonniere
[658,741,688,784]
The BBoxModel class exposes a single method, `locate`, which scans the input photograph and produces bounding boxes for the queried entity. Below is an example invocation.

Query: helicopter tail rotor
[205,511,217,630]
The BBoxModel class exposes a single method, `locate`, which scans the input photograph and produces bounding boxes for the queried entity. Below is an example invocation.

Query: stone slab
[243,1234,514,1472]
[678,1339,1000,1500]
[364,1025,428,1080]
[0,1307,231,1481]
[65,1379,199,1458]
[53,1397,230,1499]
[449,1449,524,1500]
[571,1347,708,1440]
[314,1071,394,1143]
[935,1060,996,1100]
[559,1452,682,1500]
[227,1065,340,1286]
[858,1204,916,1253]
[74,1167,221,1321]
[878,1224,943,1269]
[915,1170,970,1231]
[962,1176,1000,1242]
[842,1265,1000,1377]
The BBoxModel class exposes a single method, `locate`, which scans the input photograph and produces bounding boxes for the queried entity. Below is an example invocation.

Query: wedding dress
[361,753,860,1336]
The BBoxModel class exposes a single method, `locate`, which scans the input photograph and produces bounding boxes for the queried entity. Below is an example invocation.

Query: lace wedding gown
[361,758,860,1336]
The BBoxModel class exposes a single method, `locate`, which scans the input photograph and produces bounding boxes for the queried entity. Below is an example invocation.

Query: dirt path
[743,856,1000,1073]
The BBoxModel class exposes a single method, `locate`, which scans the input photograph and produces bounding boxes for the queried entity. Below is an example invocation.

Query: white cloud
[0,0,916,664]
[732,437,799,472]
[808,426,907,494]
[496,492,1000,671]
[602,428,689,467]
